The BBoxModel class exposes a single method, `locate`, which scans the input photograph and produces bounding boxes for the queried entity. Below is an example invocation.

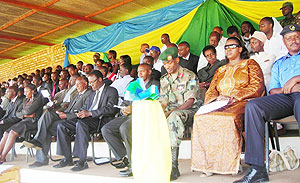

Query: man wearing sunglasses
[234,24,300,183]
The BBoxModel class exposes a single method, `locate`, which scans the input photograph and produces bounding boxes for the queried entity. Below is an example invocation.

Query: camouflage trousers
[167,110,195,147]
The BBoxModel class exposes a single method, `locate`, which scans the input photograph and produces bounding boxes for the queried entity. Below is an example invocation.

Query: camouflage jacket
[159,67,202,112]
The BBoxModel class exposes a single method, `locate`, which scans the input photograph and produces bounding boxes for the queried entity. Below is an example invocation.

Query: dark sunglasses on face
[224,44,240,50]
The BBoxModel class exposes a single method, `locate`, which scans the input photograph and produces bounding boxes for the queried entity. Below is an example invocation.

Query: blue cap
[145,46,160,53]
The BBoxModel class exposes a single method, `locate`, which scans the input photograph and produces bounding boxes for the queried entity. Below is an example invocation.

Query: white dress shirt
[153,59,164,72]
[264,33,288,61]
[90,85,105,110]
[111,75,134,98]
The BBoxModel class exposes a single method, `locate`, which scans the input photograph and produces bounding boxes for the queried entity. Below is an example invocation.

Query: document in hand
[41,90,50,98]
[196,99,229,115]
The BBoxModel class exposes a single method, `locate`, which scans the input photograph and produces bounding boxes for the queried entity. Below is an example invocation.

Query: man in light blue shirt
[234,24,300,183]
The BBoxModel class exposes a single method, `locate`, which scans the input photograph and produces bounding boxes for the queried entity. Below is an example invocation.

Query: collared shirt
[90,85,105,110]
[197,44,225,71]
[269,50,300,92]
[37,85,41,92]
[159,67,202,112]
[218,36,227,47]
[264,33,288,60]
[153,59,164,72]
[11,96,18,103]
[79,89,87,96]
[182,53,191,60]
[62,85,77,103]
[111,75,134,97]
[250,51,276,91]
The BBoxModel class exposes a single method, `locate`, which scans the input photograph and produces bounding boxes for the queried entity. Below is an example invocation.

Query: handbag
[269,146,299,172]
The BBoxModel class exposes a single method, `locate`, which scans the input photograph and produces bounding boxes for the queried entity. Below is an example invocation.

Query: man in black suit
[0,86,24,139]
[54,70,119,171]
[33,75,49,105]
[102,63,160,177]
[46,72,60,99]
[177,41,199,74]
[161,41,199,75]
[23,76,91,168]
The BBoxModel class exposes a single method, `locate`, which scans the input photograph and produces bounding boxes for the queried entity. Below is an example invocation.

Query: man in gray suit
[23,77,91,168]
[54,70,119,171]
[0,86,24,139]
[102,63,160,176]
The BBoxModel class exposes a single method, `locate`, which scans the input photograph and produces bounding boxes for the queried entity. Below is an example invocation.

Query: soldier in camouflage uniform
[279,2,296,28]
[158,47,202,180]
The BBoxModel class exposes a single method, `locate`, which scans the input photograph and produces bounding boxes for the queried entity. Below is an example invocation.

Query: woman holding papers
[0,84,43,163]
[191,37,265,176]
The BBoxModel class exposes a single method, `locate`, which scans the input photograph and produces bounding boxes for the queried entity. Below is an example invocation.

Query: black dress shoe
[233,167,269,183]
[29,162,48,168]
[53,159,74,168]
[71,160,89,171]
[119,168,132,177]
[23,139,43,150]
[112,157,128,169]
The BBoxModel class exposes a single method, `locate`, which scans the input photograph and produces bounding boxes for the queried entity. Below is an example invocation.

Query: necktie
[89,91,100,111]
[52,82,56,98]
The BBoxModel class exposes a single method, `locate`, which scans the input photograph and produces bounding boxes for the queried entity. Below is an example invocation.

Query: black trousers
[101,116,132,163]
[244,92,300,167]
[56,117,99,160]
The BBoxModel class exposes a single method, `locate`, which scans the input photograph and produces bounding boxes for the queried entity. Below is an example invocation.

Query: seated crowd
[0,5,299,183]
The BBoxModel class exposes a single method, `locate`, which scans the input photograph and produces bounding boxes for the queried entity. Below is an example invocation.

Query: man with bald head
[24,76,91,168]
[197,31,226,71]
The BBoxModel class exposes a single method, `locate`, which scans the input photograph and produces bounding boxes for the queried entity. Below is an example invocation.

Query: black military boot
[170,147,180,181]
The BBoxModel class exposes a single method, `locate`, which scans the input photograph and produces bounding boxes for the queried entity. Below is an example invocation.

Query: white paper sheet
[196,99,229,115]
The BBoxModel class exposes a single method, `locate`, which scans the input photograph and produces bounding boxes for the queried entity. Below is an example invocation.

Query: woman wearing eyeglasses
[191,37,265,177]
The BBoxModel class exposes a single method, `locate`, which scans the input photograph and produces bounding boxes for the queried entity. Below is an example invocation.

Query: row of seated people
[0,23,299,183]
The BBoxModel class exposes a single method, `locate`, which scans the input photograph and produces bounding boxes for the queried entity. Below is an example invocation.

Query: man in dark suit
[177,41,199,74]
[0,86,24,139]
[23,76,91,168]
[161,41,199,75]
[54,70,119,171]
[33,75,49,105]
[102,63,160,177]
[46,72,60,99]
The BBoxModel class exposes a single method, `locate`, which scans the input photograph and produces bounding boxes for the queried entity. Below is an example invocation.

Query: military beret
[280,24,300,36]
[158,47,178,62]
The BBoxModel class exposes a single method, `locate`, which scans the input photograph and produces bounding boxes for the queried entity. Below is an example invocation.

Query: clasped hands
[282,76,300,94]
[121,106,132,116]
[75,110,92,119]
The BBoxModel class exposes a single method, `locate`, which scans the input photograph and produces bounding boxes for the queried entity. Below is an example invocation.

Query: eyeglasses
[224,44,240,50]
